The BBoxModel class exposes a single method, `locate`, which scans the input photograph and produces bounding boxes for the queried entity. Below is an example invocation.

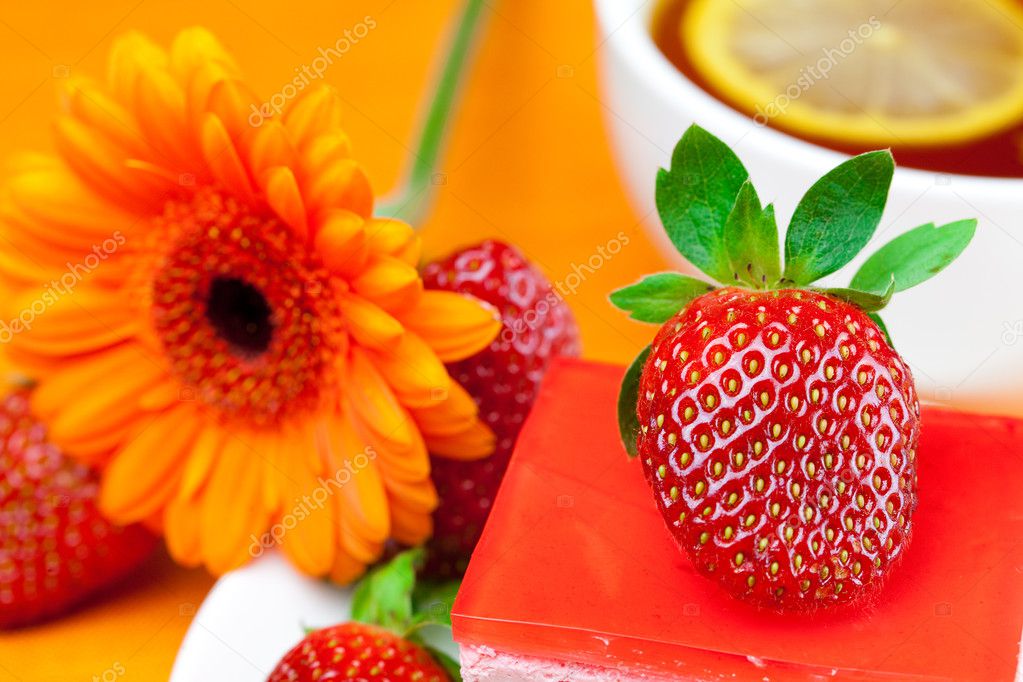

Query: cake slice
[453,358,1023,681]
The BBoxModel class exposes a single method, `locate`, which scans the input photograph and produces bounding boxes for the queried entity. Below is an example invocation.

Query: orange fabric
[0,0,667,679]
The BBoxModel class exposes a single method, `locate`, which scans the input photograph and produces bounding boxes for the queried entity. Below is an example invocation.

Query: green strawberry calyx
[610,124,976,456]
[346,548,463,680]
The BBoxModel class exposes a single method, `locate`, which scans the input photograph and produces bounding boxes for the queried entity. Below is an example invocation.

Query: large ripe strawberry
[267,550,458,681]
[612,125,975,611]
[421,240,580,578]
[0,388,157,628]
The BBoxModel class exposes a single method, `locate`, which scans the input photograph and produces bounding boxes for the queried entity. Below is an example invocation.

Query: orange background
[0,1,668,679]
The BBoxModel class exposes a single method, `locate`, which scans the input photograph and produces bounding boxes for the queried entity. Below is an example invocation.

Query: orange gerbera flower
[0,28,500,581]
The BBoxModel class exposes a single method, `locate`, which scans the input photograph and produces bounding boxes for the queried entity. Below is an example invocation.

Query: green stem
[376,0,489,226]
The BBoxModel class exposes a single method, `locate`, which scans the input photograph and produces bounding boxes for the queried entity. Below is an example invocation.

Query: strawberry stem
[375,0,489,226]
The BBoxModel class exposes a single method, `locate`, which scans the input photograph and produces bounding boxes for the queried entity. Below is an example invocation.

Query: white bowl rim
[592,0,1023,197]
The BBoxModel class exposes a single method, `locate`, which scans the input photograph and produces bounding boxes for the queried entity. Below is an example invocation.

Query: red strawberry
[613,125,974,611]
[268,550,455,681]
[267,622,450,682]
[636,288,918,610]
[0,388,157,628]
[421,240,580,578]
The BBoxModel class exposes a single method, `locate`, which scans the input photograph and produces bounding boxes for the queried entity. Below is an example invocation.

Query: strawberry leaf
[618,346,651,458]
[425,646,462,682]
[869,312,894,348]
[656,125,749,282]
[724,181,781,289]
[412,580,460,628]
[850,219,977,294]
[783,151,894,285]
[610,273,715,324]
[351,548,422,633]
[819,276,895,313]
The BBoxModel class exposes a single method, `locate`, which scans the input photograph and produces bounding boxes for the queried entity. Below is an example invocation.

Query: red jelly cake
[453,358,1023,681]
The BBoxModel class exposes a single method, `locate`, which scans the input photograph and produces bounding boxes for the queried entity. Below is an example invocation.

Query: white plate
[170,552,355,681]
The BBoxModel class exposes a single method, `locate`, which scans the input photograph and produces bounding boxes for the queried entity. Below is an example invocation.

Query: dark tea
[653,0,1023,178]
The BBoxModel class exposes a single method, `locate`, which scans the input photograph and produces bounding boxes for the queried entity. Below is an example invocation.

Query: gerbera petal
[366,332,450,408]
[173,31,240,143]
[365,218,421,266]
[138,375,185,411]
[338,294,403,351]
[300,131,352,179]
[31,343,156,424]
[46,358,168,446]
[11,287,138,358]
[410,380,480,437]
[107,33,194,170]
[200,431,268,574]
[277,423,336,575]
[259,432,287,512]
[303,158,373,222]
[132,62,197,170]
[5,163,137,241]
[170,27,238,84]
[178,424,227,500]
[425,418,496,460]
[99,402,202,522]
[0,250,48,289]
[388,497,433,547]
[263,166,308,237]
[249,120,298,182]
[0,213,91,277]
[53,116,166,209]
[339,521,384,565]
[351,255,422,311]
[164,493,204,567]
[54,415,141,467]
[107,31,168,107]
[283,84,343,149]
[324,416,390,544]
[314,209,368,276]
[206,78,261,145]
[382,475,438,514]
[330,550,369,585]
[402,290,500,363]
[364,426,431,483]
[61,79,147,160]
[200,113,256,197]
[183,60,237,133]
[345,352,413,449]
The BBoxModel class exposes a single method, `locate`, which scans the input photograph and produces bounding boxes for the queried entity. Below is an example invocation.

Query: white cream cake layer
[460,645,677,682]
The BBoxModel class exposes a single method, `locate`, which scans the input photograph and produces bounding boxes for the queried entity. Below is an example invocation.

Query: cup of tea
[595,0,1023,415]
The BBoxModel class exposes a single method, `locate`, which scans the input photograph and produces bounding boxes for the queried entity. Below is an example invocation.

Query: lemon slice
[682,0,1023,146]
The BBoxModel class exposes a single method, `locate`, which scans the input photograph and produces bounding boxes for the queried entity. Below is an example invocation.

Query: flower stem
[376,0,489,226]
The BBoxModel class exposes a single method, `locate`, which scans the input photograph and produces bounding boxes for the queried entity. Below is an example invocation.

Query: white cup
[594,0,1023,415]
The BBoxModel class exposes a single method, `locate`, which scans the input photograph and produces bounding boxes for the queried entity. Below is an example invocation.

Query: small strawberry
[421,240,580,578]
[267,550,459,681]
[0,388,157,628]
[267,623,449,682]
[612,125,975,611]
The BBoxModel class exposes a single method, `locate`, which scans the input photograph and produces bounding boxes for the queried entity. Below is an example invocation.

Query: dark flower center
[150,188,345,426]
[205,277,274,356]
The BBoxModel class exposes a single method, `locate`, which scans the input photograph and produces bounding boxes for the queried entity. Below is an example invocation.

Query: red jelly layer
[453,358,1023,681]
